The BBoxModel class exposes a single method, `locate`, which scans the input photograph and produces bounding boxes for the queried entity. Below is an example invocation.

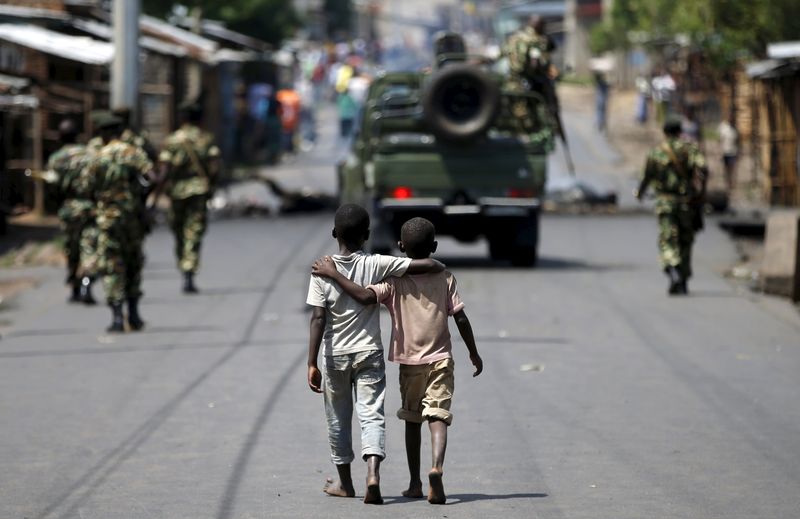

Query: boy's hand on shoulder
[312,256,337,278]
[470,353,483,377]
[307,365,323,393]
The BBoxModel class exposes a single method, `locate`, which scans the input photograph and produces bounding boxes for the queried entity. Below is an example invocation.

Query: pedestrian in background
[83,113,155,332]
[337,82,359,139]
[158,102,220,294]
[636,117,708,295]
[718,116,739,191]
[594,71,609,133]
[635,75,650,125]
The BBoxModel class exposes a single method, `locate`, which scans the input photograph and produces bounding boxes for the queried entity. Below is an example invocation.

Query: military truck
[337,39,555,266]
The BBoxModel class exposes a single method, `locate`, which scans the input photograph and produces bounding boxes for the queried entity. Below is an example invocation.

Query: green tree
[592,0,800,72]
[141,0,300,46]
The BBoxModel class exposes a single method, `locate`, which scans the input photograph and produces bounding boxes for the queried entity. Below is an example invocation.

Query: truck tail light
[390,186,414,199]
[507,188,536,198]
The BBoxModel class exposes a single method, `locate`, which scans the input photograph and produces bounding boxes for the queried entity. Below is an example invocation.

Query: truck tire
[422,63,500,143]
[510,246,538,267]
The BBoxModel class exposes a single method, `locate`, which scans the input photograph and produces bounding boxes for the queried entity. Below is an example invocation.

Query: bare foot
[428,469,446,505]
[364,476,384,504]
[402,481,424,498]
[323,477,355,498]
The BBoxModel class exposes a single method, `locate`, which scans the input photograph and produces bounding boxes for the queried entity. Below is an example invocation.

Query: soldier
[504,15,556,97]
[636,117,708,295]
[158,102,220,294]
[47,118,97,304]
[83,112,155,332]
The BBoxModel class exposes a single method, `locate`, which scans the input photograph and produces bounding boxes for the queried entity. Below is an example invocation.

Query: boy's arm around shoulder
[312,256,378,305]
[405,258,446,275]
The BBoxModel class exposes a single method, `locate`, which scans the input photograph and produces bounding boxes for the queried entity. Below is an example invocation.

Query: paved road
[1,107,800,519]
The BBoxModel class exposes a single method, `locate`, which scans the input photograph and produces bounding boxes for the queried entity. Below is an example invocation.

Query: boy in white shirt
[306,205,443,504]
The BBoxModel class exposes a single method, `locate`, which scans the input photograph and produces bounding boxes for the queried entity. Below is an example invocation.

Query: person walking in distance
[158,102,220,294]
[636,117,708,295]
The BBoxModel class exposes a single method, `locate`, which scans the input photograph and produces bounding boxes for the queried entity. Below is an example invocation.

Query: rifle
[528,77,575,176]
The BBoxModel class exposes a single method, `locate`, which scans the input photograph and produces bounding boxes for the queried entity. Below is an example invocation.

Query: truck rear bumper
[379,197,540,217]
[373,196,540,245]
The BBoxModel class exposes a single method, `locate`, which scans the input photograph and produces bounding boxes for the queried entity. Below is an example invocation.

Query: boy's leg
[402,422,423,498]
[397,364,428,498]
[353,350,386,504]
[420,359,455,505]
[322,354,356,497]
[427,419,448,504]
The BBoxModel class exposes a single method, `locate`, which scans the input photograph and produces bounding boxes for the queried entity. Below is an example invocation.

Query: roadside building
[746,42,800,208]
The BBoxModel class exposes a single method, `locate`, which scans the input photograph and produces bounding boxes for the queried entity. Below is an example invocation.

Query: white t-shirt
[307,252,411,357]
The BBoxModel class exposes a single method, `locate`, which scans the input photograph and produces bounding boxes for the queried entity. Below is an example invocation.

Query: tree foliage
[141,0,301,46]
[589,0,800,72]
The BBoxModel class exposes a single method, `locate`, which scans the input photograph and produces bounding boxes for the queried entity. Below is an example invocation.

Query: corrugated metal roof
[768,41,800,60]
[746,58,800,79]
[140,14,218,59]
[0,5,70,21]
[0,72,30,91]
[200,21,269,51]
[0,23,112,65]
[71,18,187,58]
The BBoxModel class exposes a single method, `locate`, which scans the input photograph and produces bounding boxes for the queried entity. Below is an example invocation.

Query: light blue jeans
[323,349,386,465]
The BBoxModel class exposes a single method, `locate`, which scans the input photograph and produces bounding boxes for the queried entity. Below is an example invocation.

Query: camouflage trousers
[657,208,695,278]
[97,216,145,304]
[60,218,98,280]
[169,194,208,274]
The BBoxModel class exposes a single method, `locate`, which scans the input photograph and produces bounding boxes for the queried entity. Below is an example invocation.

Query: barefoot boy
[313,217,483,505]
[307,205,444,504]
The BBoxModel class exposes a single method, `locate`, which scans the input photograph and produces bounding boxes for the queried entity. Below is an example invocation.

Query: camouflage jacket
[48,144,93,222]
[83,140,154,224]
[159,124,220,200]
[504,27,551,79]
[642,138,707,213]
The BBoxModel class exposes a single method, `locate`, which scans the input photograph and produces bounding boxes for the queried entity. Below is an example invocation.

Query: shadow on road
[447,492,549,504]
[382,492,548,505]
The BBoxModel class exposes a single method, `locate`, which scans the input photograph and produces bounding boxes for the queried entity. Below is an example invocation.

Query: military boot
[666,267,682,295]
[182,272,199,294]
[127,297,145,331]
[107,303,125,333]
[79,276,97,305]
[68,278,81,303]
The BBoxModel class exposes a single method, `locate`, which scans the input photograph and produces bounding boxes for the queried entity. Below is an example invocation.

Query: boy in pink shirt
[313,217,482,504]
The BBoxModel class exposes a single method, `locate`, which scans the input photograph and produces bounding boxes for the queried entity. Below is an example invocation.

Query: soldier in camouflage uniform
[158,103,220,294]
[83,113,155,332]
[636,117,708,295]
[503,16,561,141]
[48,119,97,304]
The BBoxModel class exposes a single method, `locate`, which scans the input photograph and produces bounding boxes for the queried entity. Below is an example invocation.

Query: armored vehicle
[338,36,555,266]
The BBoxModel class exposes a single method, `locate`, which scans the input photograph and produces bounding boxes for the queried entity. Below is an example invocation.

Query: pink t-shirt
[367,270,464,365]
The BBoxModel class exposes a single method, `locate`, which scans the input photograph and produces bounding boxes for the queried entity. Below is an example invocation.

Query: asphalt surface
[1,105,800,519]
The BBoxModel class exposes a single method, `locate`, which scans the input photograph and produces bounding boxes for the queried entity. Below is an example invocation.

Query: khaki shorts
[397,358,454,426]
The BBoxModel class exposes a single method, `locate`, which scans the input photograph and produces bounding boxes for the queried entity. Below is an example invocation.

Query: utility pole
[111,0,140,126]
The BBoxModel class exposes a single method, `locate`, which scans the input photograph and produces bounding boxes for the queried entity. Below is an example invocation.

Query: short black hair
[400,217,436,256]
[663,117,682,136]
[334,204,370,244]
